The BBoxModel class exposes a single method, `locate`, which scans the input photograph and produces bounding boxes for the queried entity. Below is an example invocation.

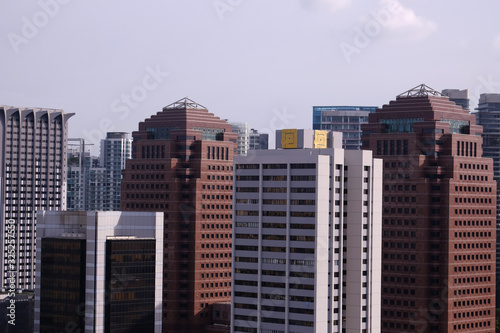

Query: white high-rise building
[232,129,382,333]
[100,132,132,210]
[0,106,73,291]
[231,122,250,156]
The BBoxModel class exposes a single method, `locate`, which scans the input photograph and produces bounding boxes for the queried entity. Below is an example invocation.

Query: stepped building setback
[362,84,497,332]
[121,97,237,333]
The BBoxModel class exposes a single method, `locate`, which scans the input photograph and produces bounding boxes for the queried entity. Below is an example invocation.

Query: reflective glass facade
[105,239,156,333]
[312,106,377,150]
[40,238,86,333]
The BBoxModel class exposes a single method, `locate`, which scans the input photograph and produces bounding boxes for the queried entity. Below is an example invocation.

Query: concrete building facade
[232,129,382,333]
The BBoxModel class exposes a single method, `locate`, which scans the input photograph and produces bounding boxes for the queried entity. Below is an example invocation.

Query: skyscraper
[312,106,377,150]
[120,97,237,333]
[230,122,250,156]
[0,106,73,291]
[475,92,500,306]
[362,84,496,332]
[232,129,383,333]
[34,211,163,333]
[100,132,132,210]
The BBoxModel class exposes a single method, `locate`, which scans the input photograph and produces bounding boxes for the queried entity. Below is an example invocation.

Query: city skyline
[1,1,500,153]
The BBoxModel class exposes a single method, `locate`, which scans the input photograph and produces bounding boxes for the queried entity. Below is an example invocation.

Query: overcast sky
[1,0,500,152]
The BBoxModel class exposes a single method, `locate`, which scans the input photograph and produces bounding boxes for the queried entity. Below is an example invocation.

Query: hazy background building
[0,106,73,291]
[442,89,470,111]
[100,132,132,210]
[66,133,131,211]
[34,211,163,333]
[230,122,250,156]
[232,129,382,333]
[312,106,377,150]
[248,128,268,151]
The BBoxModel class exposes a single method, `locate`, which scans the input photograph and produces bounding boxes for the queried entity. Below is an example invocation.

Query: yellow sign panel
[281,129,297,148]
[314,130,327,148]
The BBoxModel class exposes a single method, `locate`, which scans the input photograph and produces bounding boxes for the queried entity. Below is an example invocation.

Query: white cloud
[363,0,437,41]
[298,0,352,12]
[321,0,352,12]
[493,34,500,51]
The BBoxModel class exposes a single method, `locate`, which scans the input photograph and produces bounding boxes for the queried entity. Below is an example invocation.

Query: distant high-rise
[232,129,383,333]
[248,128,268,151]
[475,92,500,306]
[362,84,496,332]
[312,105,377,150]
[442,89,470,111]
[121,97,237,333]
[100,132,131,210]
[230,122,249,156]
[66,132,131,211]
[0,106,73,291]
[34,211,163,333]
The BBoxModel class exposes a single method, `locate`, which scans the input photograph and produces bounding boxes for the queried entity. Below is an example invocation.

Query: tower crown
[397,84,444,98]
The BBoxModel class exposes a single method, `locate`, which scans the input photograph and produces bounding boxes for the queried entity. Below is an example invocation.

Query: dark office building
[362,84,496,332]
[39,238,86,333]
[105,238,156,332]
[35,211,163,333]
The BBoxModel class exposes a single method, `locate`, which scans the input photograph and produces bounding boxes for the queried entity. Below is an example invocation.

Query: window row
[455,197,492,204]
[207,175,232,180]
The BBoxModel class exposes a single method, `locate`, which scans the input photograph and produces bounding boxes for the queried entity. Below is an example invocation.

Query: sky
[1,0,500,153]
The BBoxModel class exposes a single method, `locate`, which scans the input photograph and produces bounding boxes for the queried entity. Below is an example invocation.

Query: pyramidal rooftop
[397,84,444,98]
[164,97,208,110]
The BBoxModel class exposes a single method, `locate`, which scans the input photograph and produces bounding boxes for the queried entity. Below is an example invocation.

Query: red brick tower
[362,84,496,332]
[121,98,237,333]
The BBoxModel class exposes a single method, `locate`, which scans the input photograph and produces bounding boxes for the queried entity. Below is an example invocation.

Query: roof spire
[164,97,208,110]
[397,84,444,98]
